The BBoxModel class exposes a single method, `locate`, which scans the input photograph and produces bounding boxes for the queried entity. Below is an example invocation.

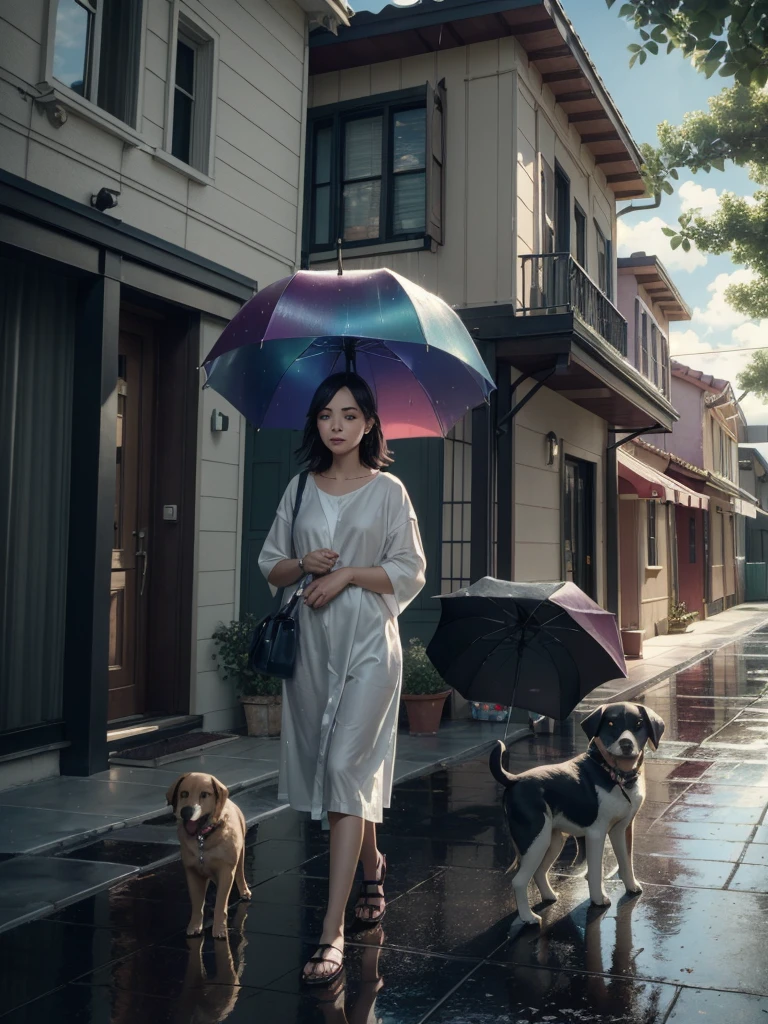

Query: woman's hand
[304,568,351,609]
[302,548,339,576]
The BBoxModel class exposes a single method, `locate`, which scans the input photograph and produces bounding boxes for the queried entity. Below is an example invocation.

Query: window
[647,500,658,566]
[306,84,445,254]
[52,0,144,125]
[554,165,570,252]
[540,159,555,254]
[595,222,611,299]
[169,15,216,174]
[634,298,669,393]
[441,414,472,594]
[574,202,587,267]
[689,515,696,563]
[650,323,659,387]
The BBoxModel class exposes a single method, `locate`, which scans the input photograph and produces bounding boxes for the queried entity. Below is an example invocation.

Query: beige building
[0,0,350,785]
[255,0,677,648]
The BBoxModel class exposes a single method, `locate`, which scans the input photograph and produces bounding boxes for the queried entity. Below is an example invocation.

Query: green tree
[607,0,768,86]
[651,84,768,321]
[737,351,768,400]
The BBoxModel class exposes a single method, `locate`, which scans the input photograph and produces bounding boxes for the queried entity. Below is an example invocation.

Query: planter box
[668,620,694,634]
[401,691,451,735]
[240,695,282,737]
[621,629,645,659]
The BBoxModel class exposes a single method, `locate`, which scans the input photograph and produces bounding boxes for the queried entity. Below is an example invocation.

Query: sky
[354,0,768,430]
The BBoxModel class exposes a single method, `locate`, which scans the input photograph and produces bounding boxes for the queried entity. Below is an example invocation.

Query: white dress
[258,473,426,823]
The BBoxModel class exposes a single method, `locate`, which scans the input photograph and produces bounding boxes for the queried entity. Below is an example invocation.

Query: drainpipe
[606,431,619,615]
[617,193,662,219]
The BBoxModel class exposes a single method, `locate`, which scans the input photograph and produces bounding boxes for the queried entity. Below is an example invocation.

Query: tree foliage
[607,0,768,86]
[737,351,768,401]
[649,85,768,321]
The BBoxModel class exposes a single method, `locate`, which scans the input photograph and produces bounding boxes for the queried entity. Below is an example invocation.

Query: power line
[671,345,768,357]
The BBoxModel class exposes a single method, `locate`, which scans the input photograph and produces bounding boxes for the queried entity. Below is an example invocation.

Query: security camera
[91,187,120,212]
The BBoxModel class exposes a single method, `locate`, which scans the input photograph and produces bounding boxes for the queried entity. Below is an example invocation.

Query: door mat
[109,731,239,767]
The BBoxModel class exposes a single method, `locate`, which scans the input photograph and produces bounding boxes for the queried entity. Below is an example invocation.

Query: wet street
[2,631,768,1024]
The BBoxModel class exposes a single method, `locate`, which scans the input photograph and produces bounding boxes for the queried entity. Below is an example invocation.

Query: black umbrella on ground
[426,578,627,720]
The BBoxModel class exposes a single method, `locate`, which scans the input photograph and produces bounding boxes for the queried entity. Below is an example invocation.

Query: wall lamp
[91,187,120,212]
[545,431,559,466]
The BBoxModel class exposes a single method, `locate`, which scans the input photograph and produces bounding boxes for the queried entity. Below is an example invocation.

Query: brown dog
[166,772,252,939]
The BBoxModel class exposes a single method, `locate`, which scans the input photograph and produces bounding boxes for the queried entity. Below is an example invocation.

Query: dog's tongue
[184,820,199,836]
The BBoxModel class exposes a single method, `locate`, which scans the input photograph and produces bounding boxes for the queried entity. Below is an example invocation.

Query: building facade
[0,0,349,786]
[240,0,678,669]
[646,364,755,620]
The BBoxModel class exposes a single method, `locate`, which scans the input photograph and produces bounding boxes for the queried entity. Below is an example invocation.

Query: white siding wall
[194,318,246,731]
[0,0,310,734]
[308,37,619,306]
[513,375,607,604]
[0,0,306,285]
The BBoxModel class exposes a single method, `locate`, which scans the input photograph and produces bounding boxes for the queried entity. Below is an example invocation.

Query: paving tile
[425,960,678,1024]
[0,778,166,819]
[728,864,768,893]
[90,765,183,787]
[490,881,768,994]
[144,754,278,788]
[657,801,765,825]
[702,763,768,787]
[0,805,119,855]
[627,852,733,889]
[56,839,176,868]
[0,857,138,935]
[375,866,516,959]
[0,918,156,1014]
[668,988,768,1022]
[631,834,745,863]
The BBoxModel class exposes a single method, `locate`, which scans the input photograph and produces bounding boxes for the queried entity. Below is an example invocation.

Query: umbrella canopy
[426,578,627,720]
[202,268,495,439]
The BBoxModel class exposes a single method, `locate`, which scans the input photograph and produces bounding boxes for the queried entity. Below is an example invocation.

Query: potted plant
[668,601,699,635]
[400,638,452,736]
[212,614,283,737]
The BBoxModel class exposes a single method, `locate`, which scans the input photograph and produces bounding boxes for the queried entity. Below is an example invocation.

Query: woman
[259,372,426,985]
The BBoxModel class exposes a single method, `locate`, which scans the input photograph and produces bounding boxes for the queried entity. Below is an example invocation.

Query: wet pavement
[1,632,768,1022]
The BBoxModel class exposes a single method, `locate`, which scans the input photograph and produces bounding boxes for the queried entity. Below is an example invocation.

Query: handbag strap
[274,470,309,609]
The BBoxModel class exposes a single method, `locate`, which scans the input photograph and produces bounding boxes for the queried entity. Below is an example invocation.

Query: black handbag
[248,470,309,679]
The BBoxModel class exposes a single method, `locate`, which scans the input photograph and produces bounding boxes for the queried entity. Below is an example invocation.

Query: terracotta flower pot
[240,695,282,737]
[401,690,451,736]
[621,629,645,659]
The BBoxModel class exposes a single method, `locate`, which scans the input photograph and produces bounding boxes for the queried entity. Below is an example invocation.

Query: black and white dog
[490,702,665,925]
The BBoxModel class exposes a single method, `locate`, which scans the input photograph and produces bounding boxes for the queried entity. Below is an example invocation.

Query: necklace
[319,471,378,481]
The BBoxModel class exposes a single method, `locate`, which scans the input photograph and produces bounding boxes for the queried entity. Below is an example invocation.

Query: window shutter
[425,79,446,246]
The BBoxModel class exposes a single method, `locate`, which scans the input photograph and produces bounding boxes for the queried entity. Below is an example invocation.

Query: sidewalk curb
[395,726,532,783]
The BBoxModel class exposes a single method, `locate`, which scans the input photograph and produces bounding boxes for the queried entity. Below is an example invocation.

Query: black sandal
[301,943,345,987]
[354,853,387,928]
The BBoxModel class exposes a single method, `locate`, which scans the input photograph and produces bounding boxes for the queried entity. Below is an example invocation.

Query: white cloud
[617,216,707,272]
[692,268,755,330]
[669,324,768,424]
[678,180,721,217]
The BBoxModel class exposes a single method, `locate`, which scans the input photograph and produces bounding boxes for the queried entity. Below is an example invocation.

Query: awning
[734,498,758,519]
[618,450,709,509]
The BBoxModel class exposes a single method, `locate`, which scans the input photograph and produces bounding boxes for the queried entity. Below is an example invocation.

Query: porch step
[107,715,204,753]
[109,730,239,767]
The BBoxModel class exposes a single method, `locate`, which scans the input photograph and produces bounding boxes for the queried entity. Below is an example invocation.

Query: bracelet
[298,556,305,573]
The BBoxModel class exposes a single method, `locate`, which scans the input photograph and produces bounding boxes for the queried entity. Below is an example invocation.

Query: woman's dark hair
[295,372,393,473]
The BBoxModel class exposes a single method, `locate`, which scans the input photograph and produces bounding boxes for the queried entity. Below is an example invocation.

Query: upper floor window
[306,84,445,255]
[634,298,670,397]
[574,202,587,268]
[52,0,144,126]
[595,222,612,300]
[647,500,658,566]
[169,14,216,175]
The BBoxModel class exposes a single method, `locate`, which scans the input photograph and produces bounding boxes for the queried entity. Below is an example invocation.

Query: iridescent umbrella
[202,268,495,439]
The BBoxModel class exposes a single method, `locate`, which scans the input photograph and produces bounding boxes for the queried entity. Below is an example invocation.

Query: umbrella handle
[343,337,357,374]
[502,639,525,744]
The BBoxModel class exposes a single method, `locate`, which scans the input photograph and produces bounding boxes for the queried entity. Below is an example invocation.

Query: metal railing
[519,252,628,357]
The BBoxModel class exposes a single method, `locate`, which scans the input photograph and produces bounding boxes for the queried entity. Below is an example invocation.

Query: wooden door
[109,329,154,721]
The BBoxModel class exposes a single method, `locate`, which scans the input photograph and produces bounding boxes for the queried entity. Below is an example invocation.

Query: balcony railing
[520,252,628,357]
